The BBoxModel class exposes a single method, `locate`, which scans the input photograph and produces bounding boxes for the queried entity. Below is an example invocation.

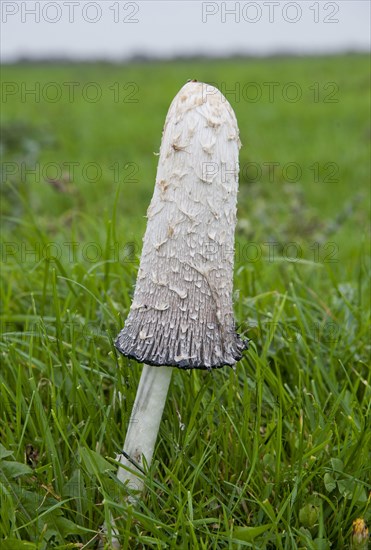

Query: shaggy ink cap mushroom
[105,82,248,546]
[115,81,248,370]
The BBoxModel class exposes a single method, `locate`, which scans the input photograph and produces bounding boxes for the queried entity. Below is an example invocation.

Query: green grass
[1,54,370,549]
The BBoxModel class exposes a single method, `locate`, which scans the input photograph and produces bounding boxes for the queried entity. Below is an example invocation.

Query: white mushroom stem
[106,365,172,549]
[116,365,172,496]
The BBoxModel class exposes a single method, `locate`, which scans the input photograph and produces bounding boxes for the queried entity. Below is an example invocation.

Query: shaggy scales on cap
[115,80,247,369]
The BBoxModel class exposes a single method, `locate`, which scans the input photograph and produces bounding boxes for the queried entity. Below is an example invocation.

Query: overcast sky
[1,0,370,61]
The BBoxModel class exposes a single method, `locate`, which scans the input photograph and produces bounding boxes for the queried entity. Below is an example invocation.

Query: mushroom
[114,80,247,503]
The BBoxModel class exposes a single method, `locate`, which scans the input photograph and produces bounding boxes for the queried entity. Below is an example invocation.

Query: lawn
[0,54,370,549]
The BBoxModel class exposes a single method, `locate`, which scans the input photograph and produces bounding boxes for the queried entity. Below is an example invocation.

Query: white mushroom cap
[116,81,248,369]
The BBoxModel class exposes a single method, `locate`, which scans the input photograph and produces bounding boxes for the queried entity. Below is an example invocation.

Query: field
[1,54,370,549]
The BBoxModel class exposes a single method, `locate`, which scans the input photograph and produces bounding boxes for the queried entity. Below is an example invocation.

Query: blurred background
[2,0,370,61]
[1,0,370,260]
